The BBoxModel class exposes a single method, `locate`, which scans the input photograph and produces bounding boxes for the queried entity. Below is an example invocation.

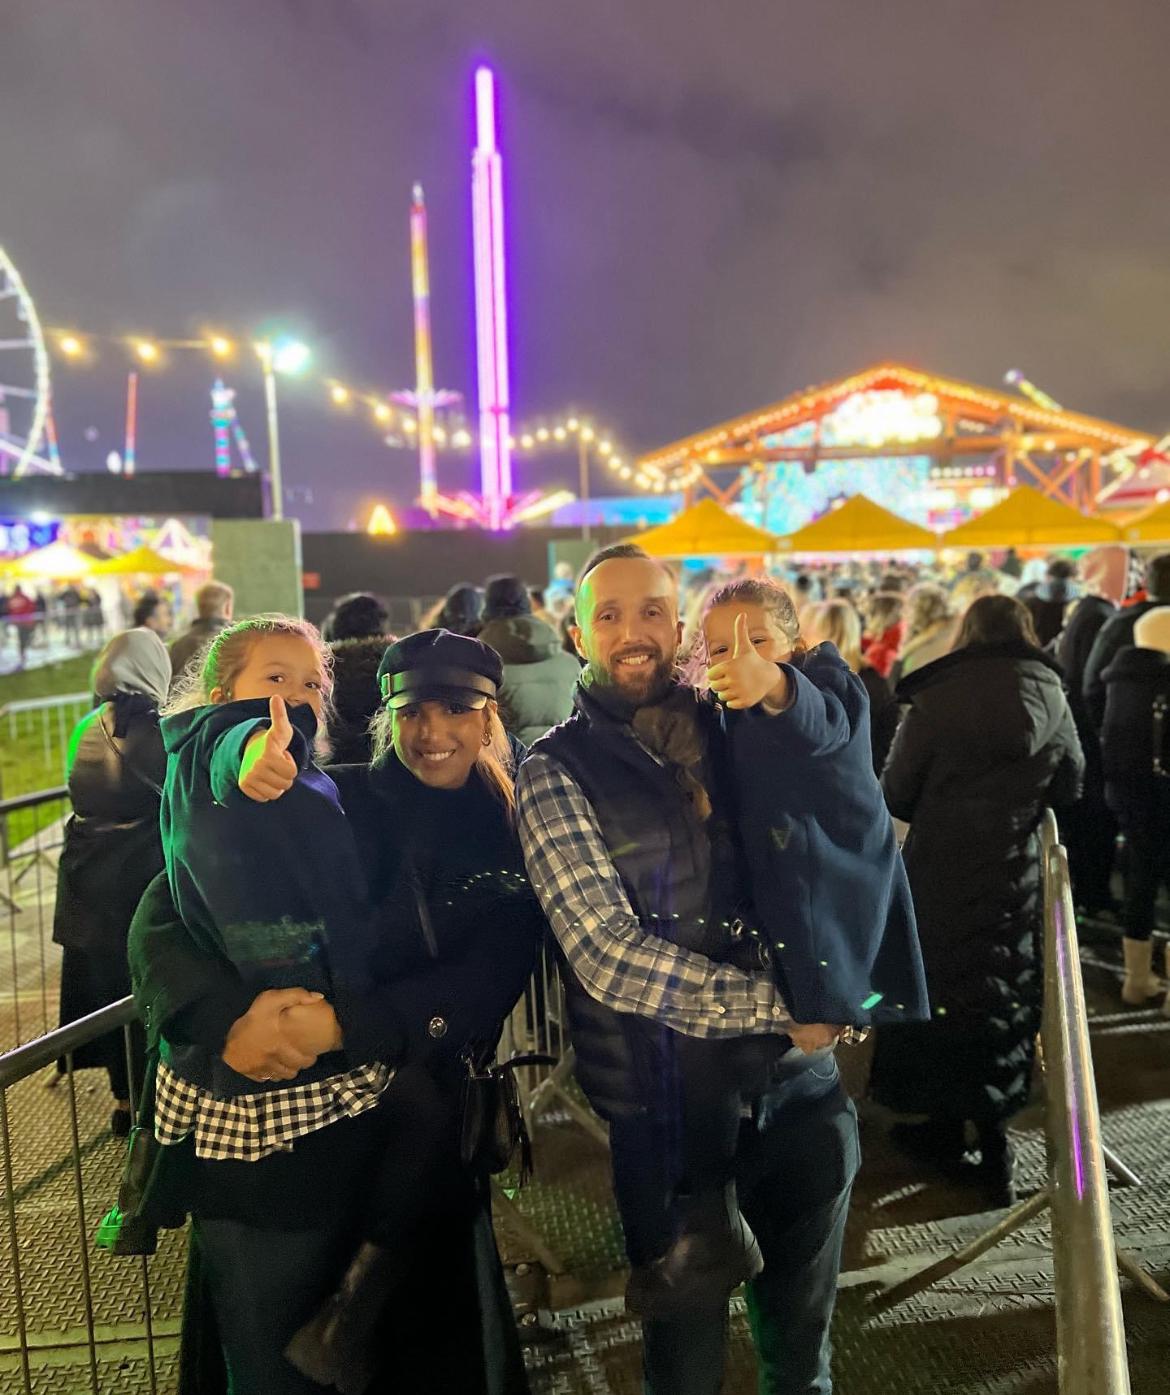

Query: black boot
[625,1185,764,1320]
[976,1123,1016,1208]
[284,1242,403,1394]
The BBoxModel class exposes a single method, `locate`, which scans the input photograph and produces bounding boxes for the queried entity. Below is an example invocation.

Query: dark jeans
[194,1216,355,1394]
[611,1054,860,1395]
[1063,786,1118,914]
[1117,787,1170,941]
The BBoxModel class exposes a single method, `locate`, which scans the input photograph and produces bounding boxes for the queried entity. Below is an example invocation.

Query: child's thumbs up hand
[238,695,299,802]
[732,610,752,659]
[707,611,789,711]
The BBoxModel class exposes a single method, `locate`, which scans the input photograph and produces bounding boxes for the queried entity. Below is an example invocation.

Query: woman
[125,630,541,1394]
[895,583,955,681]
[871,596,1084,1204]
[1099,606,1170,1006]
[53,628,170,1134]
[803,599,899,776]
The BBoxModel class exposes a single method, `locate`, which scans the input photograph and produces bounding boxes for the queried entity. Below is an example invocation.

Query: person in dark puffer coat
[327,637,394,764]
[871,595,1084,1205]
[1083,552,1170,726]
[477,574,580,746]
[1099,607,1170,1009]
[1055,547,1127,916]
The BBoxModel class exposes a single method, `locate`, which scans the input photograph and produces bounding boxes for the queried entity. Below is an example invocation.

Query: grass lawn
[0,654,96,840]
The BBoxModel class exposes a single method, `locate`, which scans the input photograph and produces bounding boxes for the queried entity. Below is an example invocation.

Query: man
[1021,556,1078,648]
[169,581,233,680]
[516,544,858,1395]
[133,591,174,641]
[1084,553,1170,726]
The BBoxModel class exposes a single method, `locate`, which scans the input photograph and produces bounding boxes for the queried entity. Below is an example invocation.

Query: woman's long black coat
[869,643,1084,1122]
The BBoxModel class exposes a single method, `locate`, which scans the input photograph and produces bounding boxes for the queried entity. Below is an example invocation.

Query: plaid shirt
[154,1058,393,1163]
[516,751,793,1038]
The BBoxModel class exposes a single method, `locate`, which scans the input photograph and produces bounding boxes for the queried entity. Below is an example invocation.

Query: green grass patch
[0,653,96,707]
[1,654,97,842]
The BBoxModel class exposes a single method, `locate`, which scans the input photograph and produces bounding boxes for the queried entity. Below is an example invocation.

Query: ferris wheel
[0,245,54,476]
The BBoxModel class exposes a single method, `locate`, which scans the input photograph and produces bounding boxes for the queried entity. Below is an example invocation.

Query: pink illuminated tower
[472,65,513,531]
[411,183,439,515]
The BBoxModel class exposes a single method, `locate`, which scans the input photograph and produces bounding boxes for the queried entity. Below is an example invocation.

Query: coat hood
[160,695,319,756]
[477,614,563,664]
[1102,644,1170,686]
[896,641,1071,762]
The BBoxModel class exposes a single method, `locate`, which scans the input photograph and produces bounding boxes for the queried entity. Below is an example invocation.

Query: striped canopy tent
[1119,498,1170,545]
[774,495,937,554]
[939,487,1121,548]
[90,545,205,576]
[2,541,96,579]
[625,498,780,557]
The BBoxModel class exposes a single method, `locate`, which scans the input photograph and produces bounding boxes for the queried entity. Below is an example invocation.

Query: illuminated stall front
[635,363,1149,537]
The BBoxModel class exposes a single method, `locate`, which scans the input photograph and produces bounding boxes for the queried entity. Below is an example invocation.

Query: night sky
[5,1,1170,529]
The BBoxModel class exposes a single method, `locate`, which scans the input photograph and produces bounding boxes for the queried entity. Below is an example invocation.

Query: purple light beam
[472,66,513,530]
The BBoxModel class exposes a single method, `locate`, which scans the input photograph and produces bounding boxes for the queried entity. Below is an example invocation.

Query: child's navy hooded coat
[725,642,929,1027]
[159,697,377,1093]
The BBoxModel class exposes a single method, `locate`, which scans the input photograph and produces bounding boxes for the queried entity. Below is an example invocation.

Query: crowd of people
[0,581,106,666]
[43,544,1170,1394]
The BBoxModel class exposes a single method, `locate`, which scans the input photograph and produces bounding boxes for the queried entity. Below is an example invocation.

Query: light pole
[256,339,310,521]
[577,429,594,543]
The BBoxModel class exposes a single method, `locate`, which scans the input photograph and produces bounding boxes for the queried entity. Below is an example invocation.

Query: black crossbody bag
[409,865,554,1180]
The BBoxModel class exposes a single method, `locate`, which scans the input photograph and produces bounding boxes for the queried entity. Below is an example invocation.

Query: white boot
[1121,937,1163,1005]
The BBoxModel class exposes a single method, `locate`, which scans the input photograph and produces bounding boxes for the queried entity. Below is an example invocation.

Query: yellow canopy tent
[90,545,206,577]
[775,495,937,554]
[624,498,780,557]
[2,541,97,579]
[940,488,1120,548]
[1120,498,1170,545]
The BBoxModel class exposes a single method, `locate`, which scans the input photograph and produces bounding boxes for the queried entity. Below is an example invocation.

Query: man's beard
[590,647,677,708]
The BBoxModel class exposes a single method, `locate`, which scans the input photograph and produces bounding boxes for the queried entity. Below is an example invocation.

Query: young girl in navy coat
[157,616,454,1394]
[631,579,928,1317]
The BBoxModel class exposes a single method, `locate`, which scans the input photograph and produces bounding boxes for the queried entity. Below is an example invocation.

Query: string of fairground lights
[46,328,668,492]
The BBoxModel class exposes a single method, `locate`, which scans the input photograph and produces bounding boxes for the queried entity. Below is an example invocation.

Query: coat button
[427,1016,448,1039]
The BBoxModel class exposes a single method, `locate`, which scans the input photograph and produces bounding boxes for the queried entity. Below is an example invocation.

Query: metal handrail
[0,784,69,817]
[0,691,91,718]
[0,996,136,1088]
[1039,810,1130,1395]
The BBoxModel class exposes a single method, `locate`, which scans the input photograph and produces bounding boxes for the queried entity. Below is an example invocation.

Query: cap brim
[385,685,491,711]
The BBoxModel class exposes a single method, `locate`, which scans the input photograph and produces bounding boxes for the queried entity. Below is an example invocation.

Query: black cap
[377,629,503,710]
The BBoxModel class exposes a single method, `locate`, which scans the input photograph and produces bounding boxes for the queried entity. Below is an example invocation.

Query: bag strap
[99,707,165,797]
[489,1052,557,1077]
[1155,694,1169,779]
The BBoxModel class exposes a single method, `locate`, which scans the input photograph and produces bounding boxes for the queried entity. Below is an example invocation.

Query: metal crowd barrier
[0,997,179,1394]
[0,691,92,799]
[1,787,72,1052]
[495,940,609,1275]
[871,810,1168,1393]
